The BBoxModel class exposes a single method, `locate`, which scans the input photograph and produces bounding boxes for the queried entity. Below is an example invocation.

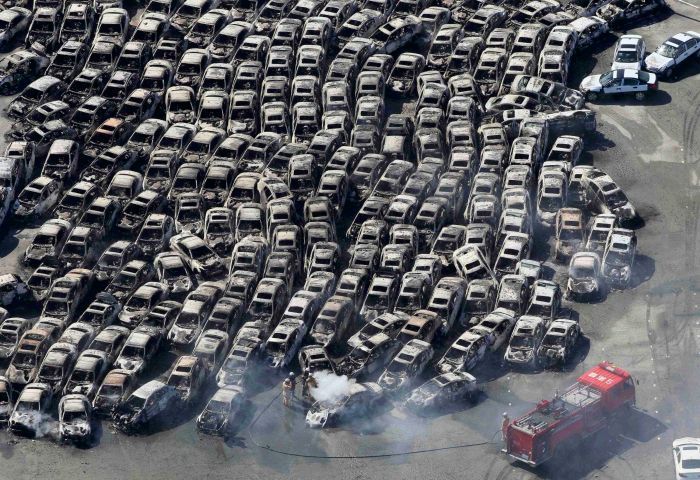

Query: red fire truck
[503,362,636,466]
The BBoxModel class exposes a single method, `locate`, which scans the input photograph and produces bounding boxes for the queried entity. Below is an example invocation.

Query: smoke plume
[310,371,356,404]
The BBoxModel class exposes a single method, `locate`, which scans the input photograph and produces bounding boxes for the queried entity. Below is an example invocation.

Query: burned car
[215,328,265,389]
[106,260,156,303]
[65,68,110,109]
[264,317,308,369]
[469,308,517,351]
[405,371,478,411]
[436,330,488,374]
[78,295,122,331]
[196,386,245,436]
[7,76,66,120]
[210,22,253,62]
[94,240,142,282]
[310,295,356,349]
[58,394,93,445]
[185,9,232,48]
[602,228,637,288]
[53,182,100,224]
[167,283,222,349]
[94,154,138,196]
[23,218,72,266]
[0,51,49,96]
[25,7,62,53]
[46,41,88,82]
[583,171,636,223]
[0,7,31,51]
[167,355,208,406]
[504,315,547,368]
[510,74,585,111]
[566,251,603,300]
[297,345,334,375]
[306,381,384,428]
[165,86,196,124]
[389,53,426,97]
[12,176,61,221]
[63,350,110,399]
[0,317,33,360]
[554,207,585,261]
[112,380,179,434]
[114,329,161,376]
[8,382,53,437]
[0,376,13,424]
[108,170,151,210]
[93,369,136,417]
[378,339,433,393]
[537,318,581,367]
[10,100,72,141]
[6,328,52,387]
[339,330,402,377]
[118,282,169,328]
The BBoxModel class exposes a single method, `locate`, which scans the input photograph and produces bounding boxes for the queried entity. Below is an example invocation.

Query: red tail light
[649,82,658,90]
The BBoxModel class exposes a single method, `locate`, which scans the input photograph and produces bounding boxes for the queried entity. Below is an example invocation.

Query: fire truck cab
[503,362,635,466]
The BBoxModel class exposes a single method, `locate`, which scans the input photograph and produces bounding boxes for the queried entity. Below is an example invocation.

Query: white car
[644,31,700,78]
[611,34,646,70]
[579,68,657,101]
[673,438,700,480]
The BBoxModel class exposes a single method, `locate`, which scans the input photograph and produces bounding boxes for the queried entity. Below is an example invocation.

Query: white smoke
[309,371,356,404]
[12,411,57,439]
[34,412,57,439]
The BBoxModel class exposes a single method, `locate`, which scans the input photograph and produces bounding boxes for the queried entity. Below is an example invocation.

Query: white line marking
[673,0,700,9]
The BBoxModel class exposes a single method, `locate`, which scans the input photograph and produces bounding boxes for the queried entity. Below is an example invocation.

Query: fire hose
[246,391,500,459]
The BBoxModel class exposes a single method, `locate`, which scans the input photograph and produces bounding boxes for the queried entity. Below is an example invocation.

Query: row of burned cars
[0,0,645,442]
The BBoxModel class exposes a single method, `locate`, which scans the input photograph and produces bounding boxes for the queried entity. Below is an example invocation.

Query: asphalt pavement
[1,2,700,479]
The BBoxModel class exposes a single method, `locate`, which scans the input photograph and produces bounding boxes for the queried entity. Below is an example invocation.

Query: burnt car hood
[117,356,145,373]
[596,4,622,21]
[390,79,413,93]
[169,324,198,344]
[539,345,565,362]
[114,409,144,431]
[197,412,226,432]
[8,100,35,117]
[336,358,365,376]
[505,347,535,363]
[379,372,407,391]
[118,215,143,232]
[306,407,331,428]
[93,394,121,413]
[25,245,55,262]
[405,390,436,409]
[560,89,585,110]
[145,179,171,193]
[568,277,597,293]
[60,420,91,438]
[217,370,246,388]
[9,411,41,432]
[7,365,36,384]
[0,345,15,358]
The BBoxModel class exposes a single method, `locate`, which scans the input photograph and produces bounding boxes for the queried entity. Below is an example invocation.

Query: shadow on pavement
[629,254,655,290]
[586,129,617,151]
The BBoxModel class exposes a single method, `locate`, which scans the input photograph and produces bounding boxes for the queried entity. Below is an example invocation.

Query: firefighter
[301,369,317,401]
[501,412,510,442]
[282,372,296,407]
